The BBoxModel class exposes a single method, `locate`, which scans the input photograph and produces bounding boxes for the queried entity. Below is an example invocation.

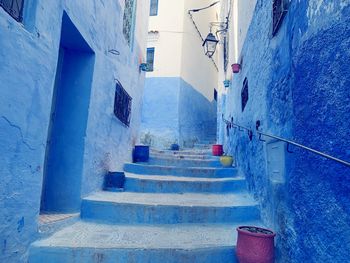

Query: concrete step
[124,173,246,193]
[29,221,267,263]
[147,156,223,167]
[124,163,236,178]
[150,148,212,157]
[193,143,211,149]
[81,191,260,224]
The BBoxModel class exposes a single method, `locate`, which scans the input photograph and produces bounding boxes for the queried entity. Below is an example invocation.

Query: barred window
[272,0,288,36]
[146,47,155,71]
[0,0,24,22]
[241,78,248,112]
[150,0,158,16]
[123,0,136,46]
[114,81,132,127]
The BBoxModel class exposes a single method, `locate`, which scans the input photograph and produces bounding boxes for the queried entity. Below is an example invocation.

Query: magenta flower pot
[212,144,223,156]
[236,226,276,263]
[231,63,241,73]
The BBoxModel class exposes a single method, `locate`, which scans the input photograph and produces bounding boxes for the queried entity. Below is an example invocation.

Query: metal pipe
[222,117,350,168]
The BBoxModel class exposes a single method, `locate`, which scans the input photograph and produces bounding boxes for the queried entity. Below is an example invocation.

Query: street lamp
[202,32,219,58]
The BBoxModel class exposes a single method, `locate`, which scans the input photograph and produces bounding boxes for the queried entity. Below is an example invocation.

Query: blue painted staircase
[29,147,262,263]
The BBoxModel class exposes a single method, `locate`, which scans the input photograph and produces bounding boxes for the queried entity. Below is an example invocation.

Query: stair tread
[83,191,257,207]
[32,221,262,250]
[125,173,244,182]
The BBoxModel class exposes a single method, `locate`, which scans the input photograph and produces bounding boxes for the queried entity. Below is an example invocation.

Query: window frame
[0,0,24,22]
[149,0,158,16]
[146,47,155,72]
[241,78,249,112]
[114,81,132,127]
[123,0,137,47]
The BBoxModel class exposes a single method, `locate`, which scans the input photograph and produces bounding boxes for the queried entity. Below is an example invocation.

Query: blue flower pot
[133,145,149,162]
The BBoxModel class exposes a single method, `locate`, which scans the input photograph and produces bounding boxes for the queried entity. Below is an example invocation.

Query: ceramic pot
[170,144,180,151]
[212,144,223,156]
[133,145,149,162]
[232,63,241,73]
[220,156,234,167]
[236,226,276,263]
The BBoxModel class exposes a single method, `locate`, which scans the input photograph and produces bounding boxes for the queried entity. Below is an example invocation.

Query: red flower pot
[236,226,276,263]
[212,144,223,156]
[232,63,241,73]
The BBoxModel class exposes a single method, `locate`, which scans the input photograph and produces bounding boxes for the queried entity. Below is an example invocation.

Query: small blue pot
[170,144,180,151]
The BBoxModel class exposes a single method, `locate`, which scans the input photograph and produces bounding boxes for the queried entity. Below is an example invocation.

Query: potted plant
[223,80,230,88]
[170,143,180,151]
[231,63,241,73]
[236,226,276,263]
[212,144,223,156]
[220,155,234,167]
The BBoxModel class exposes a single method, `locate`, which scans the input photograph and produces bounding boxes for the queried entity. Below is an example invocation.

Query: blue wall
[0,1,147,262]
[140,77,216,148]
[219,1,350,262]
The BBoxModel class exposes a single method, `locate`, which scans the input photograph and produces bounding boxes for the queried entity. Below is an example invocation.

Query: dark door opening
[40,12,95,213]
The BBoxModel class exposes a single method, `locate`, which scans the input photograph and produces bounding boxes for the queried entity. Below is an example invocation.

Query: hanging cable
[188,2,220,71]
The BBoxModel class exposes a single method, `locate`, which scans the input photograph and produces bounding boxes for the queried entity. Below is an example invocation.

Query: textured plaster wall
[141,77,216,148]
[0,0,149,262]
[140,77,181,147]
[219,0,350,262]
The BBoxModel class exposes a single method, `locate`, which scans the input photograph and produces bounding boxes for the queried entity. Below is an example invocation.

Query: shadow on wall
[140,77,217,149]
[41,12,95,213]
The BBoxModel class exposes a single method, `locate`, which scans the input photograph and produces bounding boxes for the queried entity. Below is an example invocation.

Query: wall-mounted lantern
[232,63,241,73]
[202,33,219,58]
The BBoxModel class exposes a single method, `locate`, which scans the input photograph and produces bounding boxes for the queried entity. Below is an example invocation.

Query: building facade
[140,0,219,148]
[217,0,350,262]
[0,0,149,262]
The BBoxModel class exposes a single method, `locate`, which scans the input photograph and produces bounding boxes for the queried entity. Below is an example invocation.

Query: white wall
[147,0,185,77]
[147,0,218,100]
[181,0,219,100]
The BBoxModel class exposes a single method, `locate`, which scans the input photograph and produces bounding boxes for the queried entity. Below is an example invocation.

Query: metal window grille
[146,47,155,71]
[0,0,24,22]
[150,0,158,16]
[241,78,248,112]
[272,0,288,36]
[123,0,136,46]
[223,36,229,73]
[114,81,132,126]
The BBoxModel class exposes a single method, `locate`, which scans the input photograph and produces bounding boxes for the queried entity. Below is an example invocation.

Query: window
[272,0,288,36]
[150,0,158,16]
[214,89,218,101]
[146,47,155,71]
[0,0,24,22]
[123,0,136,46]
[241,78,248,112]
[114,81,132,126]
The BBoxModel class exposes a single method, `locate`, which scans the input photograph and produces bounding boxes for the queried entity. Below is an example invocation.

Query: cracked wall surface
[0,0,150,262]
[219,0,350,262]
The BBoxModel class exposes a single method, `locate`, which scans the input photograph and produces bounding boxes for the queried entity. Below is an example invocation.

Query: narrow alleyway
[29,145,261,262]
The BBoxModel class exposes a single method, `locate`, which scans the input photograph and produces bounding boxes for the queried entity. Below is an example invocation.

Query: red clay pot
[236,226,276,263]
[212,144,223,156]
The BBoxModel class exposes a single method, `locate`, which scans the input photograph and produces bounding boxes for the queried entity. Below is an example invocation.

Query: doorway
[40,12,95,213]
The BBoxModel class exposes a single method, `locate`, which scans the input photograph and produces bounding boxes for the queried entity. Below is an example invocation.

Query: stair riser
[124,178,246,193]
[29,247,237,263]
[151,150,212,156]
[81,201,260,224]
[147,157,222,168]
[150,154,216,160]
[124,164,237,178]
